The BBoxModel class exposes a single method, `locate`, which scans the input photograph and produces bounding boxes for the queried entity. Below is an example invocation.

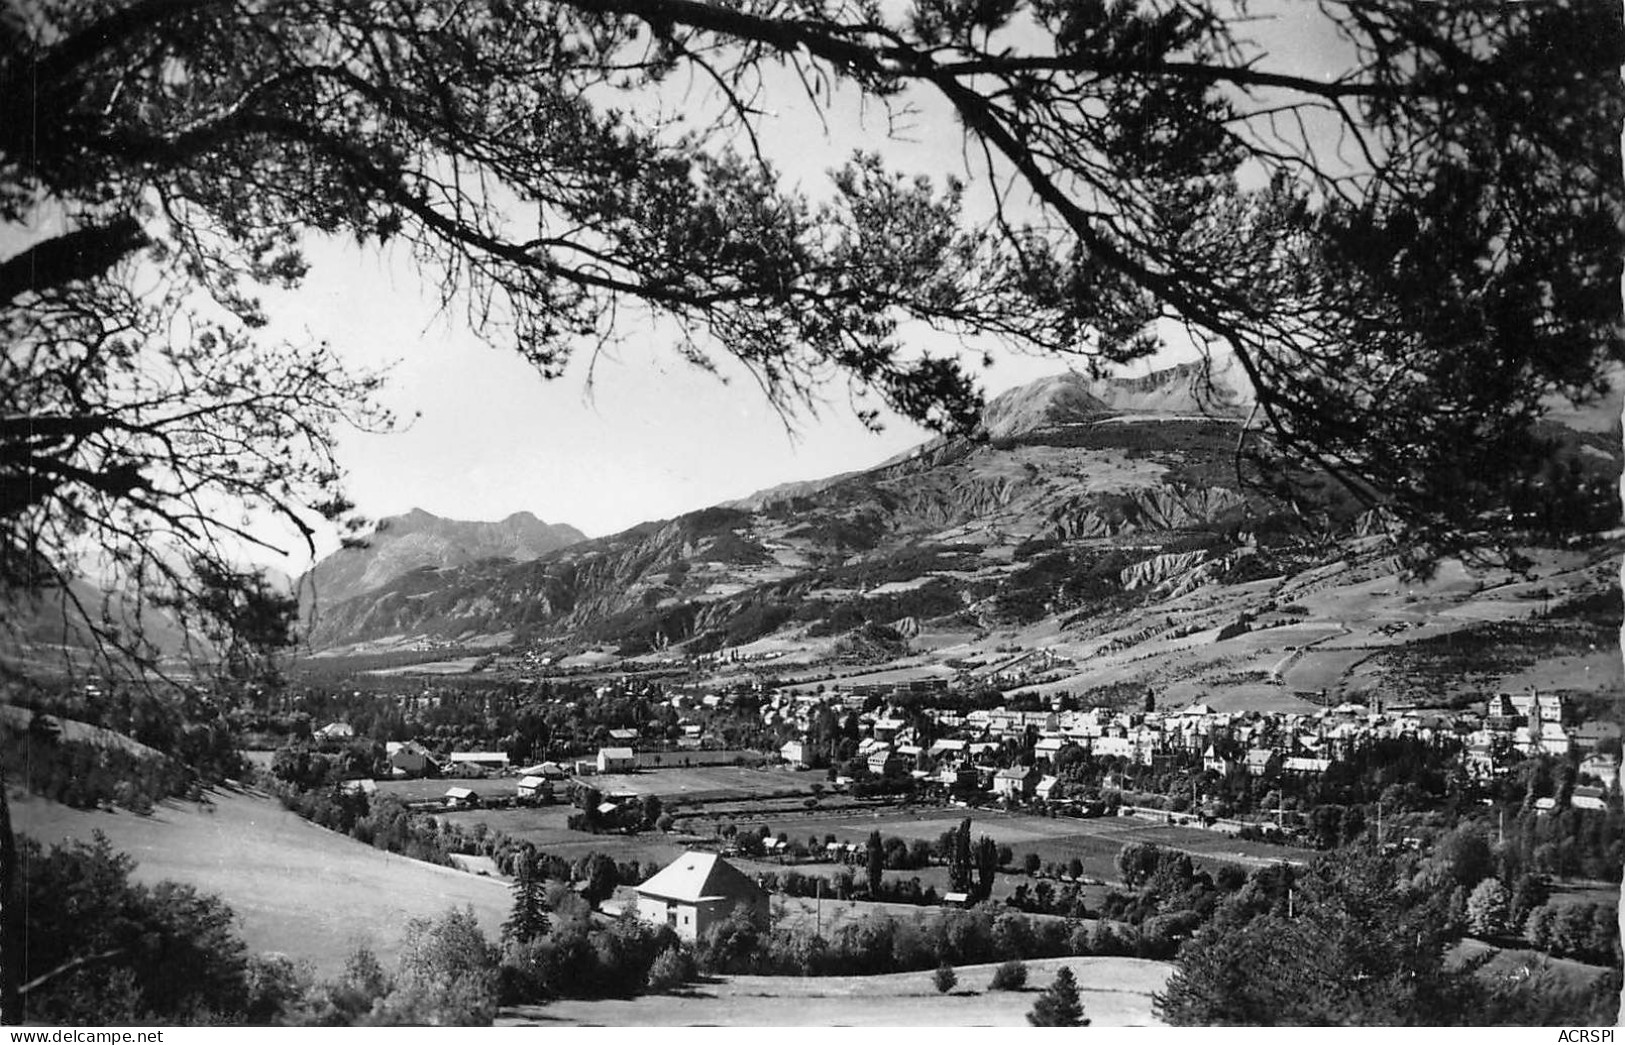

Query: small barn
[634,851,768,942]
[597,747,637,773]
[517,775,552,800]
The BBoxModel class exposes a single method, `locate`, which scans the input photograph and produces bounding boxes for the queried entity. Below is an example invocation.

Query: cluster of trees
[1522,901,1620,967]
[944,818,1001,902]
[696,903,1080,978]
[16,833,268,1023]
[272,786,460,865]
[1,717,190,814]
[759,866,944,908]
[1412,813,1624,945]
[4,682,246,796]
[1155,847,1620,1026]
[1005,879,1092,921]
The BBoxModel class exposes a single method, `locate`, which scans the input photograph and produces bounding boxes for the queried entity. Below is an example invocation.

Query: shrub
[933,962,957,994]
[990,959,1028,991]
[19,833,254,1024]
[646,947,693,994]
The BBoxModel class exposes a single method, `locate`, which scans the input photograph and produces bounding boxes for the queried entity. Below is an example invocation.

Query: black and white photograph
[1,0,1621,1030]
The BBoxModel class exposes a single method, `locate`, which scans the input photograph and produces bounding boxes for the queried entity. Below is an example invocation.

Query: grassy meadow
[10,784,509,976]
[500,955,1174,1026]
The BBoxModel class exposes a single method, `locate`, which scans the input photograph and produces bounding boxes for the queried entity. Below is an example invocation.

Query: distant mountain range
[300,508,586,611]
[13,354,1619,713]
[304,354,1621,687]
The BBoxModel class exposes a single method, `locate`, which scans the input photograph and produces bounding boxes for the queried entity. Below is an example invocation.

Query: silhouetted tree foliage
[4,2,1617,651]
[1155,847,1620,1026]
[16,832,253,1024]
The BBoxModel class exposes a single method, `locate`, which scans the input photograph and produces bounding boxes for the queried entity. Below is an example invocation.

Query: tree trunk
[1,771,21,1024]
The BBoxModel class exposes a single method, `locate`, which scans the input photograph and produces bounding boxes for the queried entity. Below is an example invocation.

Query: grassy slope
[501,955,1173,1027]
[10,785,509,976]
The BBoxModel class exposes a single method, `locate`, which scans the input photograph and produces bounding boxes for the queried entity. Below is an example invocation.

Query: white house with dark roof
[635,851,769,941]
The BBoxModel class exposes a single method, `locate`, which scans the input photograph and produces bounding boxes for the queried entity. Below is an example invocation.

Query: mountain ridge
[301,507,586,611]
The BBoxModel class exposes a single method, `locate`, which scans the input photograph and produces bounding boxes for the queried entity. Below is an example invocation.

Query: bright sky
[262,234,1072,546]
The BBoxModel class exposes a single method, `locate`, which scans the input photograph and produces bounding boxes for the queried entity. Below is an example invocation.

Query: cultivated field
[587,764,809,801]
[499,955,1174,1026]
[10,785,509,976]
[372,777,516,803]
[439,804,691,866]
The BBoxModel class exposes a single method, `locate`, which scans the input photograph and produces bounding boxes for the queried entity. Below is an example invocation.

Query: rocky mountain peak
[303,509,586,610]
[977,354,1254,440]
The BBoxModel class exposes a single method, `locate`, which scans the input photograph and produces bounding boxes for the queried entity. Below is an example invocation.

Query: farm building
[443,786,477,808]
[517,775,552,800]
[517,761,571,780]
[780,739,810,767]
[597,747,637,773]
[448,751,511,772]
[634,851,768,942]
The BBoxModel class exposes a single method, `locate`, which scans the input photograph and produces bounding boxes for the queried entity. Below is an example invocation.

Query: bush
[646,947,693,994]
[990,959,1028,991]
[18,833,254,1024]
[934,962,957,994]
